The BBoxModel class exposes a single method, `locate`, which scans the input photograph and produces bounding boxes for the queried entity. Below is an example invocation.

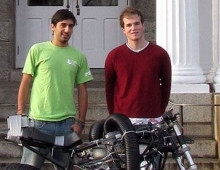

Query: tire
[89,119,105,141]
[3,163,40,170]
[104,113,140,170]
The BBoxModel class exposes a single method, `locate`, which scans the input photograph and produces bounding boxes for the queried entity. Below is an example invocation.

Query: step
[0,135,216,159]
[10,68,105,82]
[0,158,220,170]
[0,81,218,160]
[0,104,214,138]
[0,81,105,104]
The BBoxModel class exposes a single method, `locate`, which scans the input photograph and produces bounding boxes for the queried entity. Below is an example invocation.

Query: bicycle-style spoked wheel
[3,163,40,170]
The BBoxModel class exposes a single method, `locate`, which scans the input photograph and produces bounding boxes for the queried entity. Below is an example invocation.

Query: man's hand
[71,123,84,136]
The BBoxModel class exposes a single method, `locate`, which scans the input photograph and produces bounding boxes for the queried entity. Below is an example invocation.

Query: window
[28,0,63,6]
[82,0,118,6]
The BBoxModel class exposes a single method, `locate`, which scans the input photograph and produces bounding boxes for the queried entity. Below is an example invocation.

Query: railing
[168,99,220,134]
[169,98,220,159]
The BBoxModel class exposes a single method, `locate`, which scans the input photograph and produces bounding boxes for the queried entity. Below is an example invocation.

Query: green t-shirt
[23,41,93,121]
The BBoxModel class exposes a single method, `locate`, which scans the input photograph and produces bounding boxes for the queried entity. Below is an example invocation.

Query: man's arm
[72,83,88,135]
[160,52,172,113]
[105,53,116,114]
[17,74,32,115]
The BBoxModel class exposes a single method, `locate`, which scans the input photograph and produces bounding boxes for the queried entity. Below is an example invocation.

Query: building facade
[0,0,219,93]
[1,0,220,163]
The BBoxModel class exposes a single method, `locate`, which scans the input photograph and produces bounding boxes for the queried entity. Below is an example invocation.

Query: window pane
[82,0,118,6]
[28,0,63,6]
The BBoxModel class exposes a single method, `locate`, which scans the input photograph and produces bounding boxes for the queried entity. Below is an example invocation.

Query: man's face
[122,14,145,41]
[51,19,74,45]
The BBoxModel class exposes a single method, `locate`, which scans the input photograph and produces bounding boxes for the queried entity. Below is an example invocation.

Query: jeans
[21,118,74,170]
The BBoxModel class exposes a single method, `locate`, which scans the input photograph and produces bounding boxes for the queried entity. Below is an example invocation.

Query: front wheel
[3,163,40,170]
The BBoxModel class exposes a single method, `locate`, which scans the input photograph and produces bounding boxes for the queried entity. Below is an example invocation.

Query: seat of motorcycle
[21,127,82,149]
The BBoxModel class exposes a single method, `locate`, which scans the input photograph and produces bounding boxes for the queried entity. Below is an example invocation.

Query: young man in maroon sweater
[105,7,172,125]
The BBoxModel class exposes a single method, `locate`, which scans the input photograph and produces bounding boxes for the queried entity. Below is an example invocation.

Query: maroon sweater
[105,43,171,118]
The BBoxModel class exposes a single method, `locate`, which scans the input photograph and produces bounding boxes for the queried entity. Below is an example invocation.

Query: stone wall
[131,0,156,43]
[0,0,155,82]
[0,0,15,81]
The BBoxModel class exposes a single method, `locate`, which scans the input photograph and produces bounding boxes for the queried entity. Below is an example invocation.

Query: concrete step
[0,158,220,170]
[0,135,216,159]
[0,81,105,104]
[0,81,218,168]
[10,68,105,82]
[0,80,108,126]
[0,106,214,138]
[0,98,217,160]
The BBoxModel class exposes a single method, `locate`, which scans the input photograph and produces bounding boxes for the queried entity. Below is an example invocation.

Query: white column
[156,0,208,93]
[213,0,220,92]
[206,0,218,84]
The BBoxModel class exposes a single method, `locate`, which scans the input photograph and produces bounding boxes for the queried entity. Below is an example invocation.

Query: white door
[16,0,67,68]
[71,0,128,68]
[16,0,128,68]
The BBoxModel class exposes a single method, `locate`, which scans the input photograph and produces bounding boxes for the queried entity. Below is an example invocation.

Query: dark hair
[119,7,144,28]
[51,9,77,26]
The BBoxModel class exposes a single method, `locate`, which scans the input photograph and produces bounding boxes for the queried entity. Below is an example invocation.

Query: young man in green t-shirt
[17,9,93,170]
